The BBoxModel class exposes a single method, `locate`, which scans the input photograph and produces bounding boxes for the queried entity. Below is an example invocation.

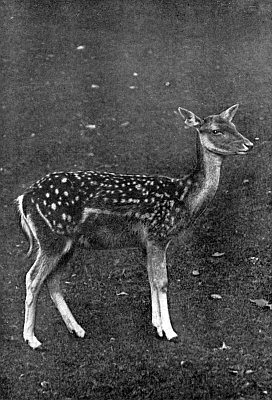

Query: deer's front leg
[146,242,178,341]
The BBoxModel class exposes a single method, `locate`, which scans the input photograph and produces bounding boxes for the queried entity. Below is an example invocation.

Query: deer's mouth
[236,142,254,154]
[237,151,249,155]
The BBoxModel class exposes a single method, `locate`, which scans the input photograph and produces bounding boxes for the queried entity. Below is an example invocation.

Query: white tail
[17,195,34,257]
[17,105,253,349]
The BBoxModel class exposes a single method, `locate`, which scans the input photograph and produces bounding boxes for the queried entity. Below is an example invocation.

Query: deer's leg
[146,260,162,336]
[46,268,85,338]
[24,250,58,349]
[24,239,72,349]
[146,242,178,341]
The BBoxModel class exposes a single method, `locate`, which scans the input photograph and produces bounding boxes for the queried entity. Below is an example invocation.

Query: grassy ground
[1,1,272,399]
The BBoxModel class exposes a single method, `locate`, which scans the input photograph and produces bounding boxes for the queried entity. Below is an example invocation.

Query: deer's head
[178,104,253,156]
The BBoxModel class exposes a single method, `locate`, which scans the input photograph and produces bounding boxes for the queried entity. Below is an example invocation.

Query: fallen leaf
[210,294,222,300]
[250,298,272,309]
[40,381,50,389]
[211,252,225,257]
[249,256,259,264]
[241,382,251,390]
[219,342,231,350]
[228,368,239,375]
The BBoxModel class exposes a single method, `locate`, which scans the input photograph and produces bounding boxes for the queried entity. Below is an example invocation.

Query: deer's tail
[16,194,35,257]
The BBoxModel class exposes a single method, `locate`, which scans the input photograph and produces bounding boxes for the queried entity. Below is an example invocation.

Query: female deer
[17,104,253,349]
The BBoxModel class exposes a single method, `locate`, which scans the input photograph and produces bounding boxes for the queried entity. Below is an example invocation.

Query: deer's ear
[178,107,202,128]
[220,104,239,122]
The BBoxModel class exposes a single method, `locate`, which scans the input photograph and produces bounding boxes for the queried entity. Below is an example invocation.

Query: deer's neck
[187,141,223,219]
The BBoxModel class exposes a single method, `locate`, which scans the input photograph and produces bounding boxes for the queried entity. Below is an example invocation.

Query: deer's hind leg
[24,236,73,350]
[46,260,86,339]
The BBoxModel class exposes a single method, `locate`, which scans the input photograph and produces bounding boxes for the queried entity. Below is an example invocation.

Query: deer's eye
[212,130,222,135]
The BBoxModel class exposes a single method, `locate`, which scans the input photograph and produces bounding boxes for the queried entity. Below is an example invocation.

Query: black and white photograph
[1,0,272,398]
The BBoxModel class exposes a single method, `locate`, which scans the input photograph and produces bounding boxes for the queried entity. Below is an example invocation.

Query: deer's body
[17,104,253,349]
[20,171,192,251]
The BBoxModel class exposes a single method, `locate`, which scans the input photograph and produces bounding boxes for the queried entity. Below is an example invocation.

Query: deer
[16,104,253,350]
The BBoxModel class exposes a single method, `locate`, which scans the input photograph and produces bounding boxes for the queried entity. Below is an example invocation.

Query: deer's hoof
[71,326,86,338]
[169,335,179,344]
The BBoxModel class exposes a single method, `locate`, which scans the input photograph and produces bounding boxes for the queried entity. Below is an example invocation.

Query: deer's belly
[76,213,145,250]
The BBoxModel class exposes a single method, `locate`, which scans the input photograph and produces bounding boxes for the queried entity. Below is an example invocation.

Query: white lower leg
[146,242,177,340]
[150,286,163,336]
[23,291,42,349]
[158,290,178,340]
[47,275,85,338]
[50,291,85,337]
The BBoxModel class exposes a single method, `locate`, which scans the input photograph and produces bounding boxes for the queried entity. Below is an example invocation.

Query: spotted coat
[22,170,195,245]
